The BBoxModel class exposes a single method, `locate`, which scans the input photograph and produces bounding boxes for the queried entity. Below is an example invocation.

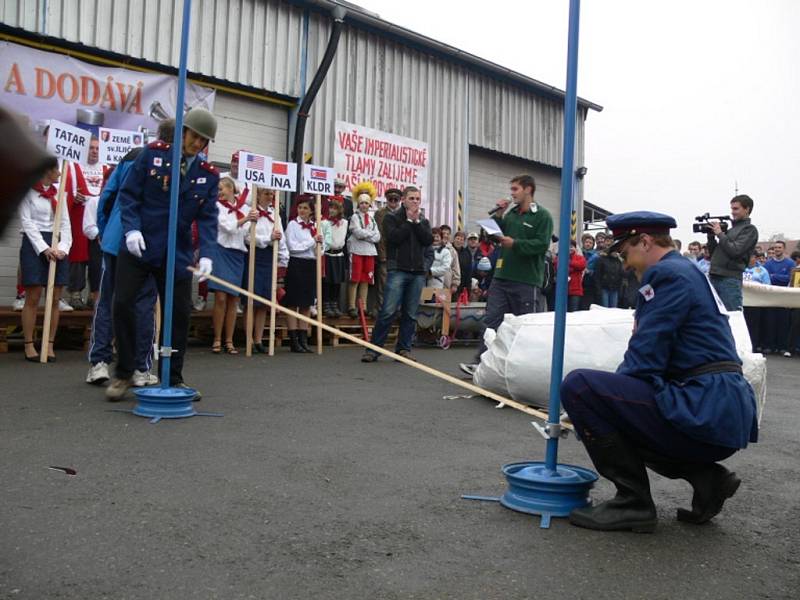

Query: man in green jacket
[460,174,553,377]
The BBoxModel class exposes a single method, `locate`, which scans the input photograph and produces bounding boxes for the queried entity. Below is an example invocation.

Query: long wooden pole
[268,192,280,355]
[40,159,69,364]
[191,268,570,427]
[245,217,256,357]
[315,194,323,355]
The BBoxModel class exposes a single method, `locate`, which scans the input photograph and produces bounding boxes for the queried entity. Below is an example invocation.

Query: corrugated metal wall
[0,0,306,97]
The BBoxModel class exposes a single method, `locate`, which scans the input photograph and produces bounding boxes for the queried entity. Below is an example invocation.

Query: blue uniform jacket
[97,159,136,256]
[117,141,219,279]
[617,251,758,449]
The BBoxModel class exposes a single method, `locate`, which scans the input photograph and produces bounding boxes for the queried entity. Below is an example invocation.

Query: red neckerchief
[258,206,274,223]
[360,211,370,227]
[298,218,317,238]
[236,187,249,207]
[218,198,244,220]
[328,215,343,227]
[34,182,58,212]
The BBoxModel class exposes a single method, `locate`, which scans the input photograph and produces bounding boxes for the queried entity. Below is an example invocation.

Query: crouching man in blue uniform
[106,109,220,400]
[561,211,758,532]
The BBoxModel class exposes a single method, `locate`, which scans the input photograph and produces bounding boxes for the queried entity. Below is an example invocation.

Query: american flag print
[246,154,265,170]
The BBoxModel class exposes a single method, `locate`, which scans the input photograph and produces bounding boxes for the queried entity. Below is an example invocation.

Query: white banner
[237,151,272,187]
[267,161,297,192]
[0,41,215,134]
[334,120,429,202]
[46,119,91,164]
[98,127,145,165]
[302,164,335,195]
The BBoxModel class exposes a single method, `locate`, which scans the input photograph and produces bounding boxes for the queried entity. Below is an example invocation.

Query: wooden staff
[245,215,257,357]
[315,194,323,354]
[191,268,571,428]
[40,159,68,364]
[268,192,280,355]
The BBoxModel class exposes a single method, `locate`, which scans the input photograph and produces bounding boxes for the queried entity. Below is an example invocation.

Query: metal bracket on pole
[159,346,178,358]
[532,420,570,440]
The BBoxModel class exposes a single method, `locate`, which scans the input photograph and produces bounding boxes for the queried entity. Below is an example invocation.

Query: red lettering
[99,76,116,110]
[35,67,56,99]
[4,63,25,94]
[80,76,100,106]
[56,73,79,103]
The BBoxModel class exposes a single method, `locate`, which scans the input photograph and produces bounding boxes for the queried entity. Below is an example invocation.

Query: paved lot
[0,346,797,599]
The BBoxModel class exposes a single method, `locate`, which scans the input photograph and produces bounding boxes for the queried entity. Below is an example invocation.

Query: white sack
[474,307,767,424]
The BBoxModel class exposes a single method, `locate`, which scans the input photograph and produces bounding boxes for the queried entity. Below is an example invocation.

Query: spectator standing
[439,224,461,296]
[763,240,795,356]
[346,184,381,318]
[697,245,711,276]
[706,194,758,311]
[580,232,598,309]
[554,239,587,312]
[788,251,800,356]
[452,230,472,299]
[374,188,402,313]
[460,174,553,376]
[426,227,453,289]
[361,186,432,362]
[687,240,702,263]
[742,252,770,353]
[594,235,625,308]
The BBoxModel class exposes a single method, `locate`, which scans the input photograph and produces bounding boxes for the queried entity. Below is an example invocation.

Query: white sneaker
[193,298,207,311]
[86,361,110,384]
[459,362,478,377]
[782,351,792,358]
[236,304,243,314]
[12,296,24,311]
[132,369,159,387]
[58,298,74,312]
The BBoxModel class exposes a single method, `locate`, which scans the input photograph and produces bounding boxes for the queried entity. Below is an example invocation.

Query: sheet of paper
[476,218,503,237]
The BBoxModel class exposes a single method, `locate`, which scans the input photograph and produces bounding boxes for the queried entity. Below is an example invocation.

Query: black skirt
[324,254,347,284]
[281,257,316,308]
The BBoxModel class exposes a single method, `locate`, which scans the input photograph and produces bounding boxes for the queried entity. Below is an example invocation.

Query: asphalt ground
[0,344,798,600]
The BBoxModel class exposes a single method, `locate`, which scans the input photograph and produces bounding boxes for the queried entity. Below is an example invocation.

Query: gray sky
[354,0,799,245]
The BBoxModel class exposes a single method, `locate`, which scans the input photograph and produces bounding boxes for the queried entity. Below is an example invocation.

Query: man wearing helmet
[106,109,220,400]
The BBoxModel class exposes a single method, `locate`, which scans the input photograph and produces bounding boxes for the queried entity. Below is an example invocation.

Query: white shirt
[216,199,248,251]
[19,187,72,255]
[82,195,99,240]
[286,217,319,259]
[244,205,289,267]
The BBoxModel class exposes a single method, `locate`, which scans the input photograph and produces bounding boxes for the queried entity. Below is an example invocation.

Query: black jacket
[708,217,759,278]
[594,251,624,290]
[383,206,433,273]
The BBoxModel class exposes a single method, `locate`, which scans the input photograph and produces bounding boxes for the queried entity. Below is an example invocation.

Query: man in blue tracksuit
[85,122,173,386]
[561,211,758,533]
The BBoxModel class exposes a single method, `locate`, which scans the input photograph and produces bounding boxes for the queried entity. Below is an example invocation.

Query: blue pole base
[132,386,200,420]
[500,461,598,528]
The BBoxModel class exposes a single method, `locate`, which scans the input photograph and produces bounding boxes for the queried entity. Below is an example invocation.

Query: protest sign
[98,127,145,165]
[267,161,297,192]
[46,119,91,164]
[302,164,335,195]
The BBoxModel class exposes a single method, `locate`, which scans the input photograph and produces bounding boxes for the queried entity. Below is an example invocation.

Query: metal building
[0,0,601,304]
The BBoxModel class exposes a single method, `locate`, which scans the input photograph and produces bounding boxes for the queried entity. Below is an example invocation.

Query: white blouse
[244,206,290,267]
[285,217,320,259]
[19,187,72,255]
[216,199,248,251]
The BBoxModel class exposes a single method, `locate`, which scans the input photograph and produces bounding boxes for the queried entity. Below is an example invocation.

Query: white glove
[84,225,99,240]
[125,230,146,258]
[195,257,213,282]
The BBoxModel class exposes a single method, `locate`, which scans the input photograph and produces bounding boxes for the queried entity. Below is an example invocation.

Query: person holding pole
[361,186,432,363]
[208,176,253,354]
[245,187,288,353]
[282,195,324,353]
[18,163,71,362]
[560,211,758,532]
[106,109,219,400]
[321,199,348,318]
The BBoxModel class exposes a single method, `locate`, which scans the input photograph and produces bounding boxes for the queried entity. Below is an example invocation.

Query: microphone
[487,203,507,216]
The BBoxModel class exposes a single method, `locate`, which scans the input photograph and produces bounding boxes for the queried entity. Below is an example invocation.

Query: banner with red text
[334,121,429,206]
[0,41,215,136]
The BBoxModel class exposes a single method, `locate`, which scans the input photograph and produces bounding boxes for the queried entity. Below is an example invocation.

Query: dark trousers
[113,251,192,384]
[68,239,103,293]
[477,278,541,360]
[762,307,791,352]
[743,306,763,352]
[789,309,800,352]
[561,368,735,463]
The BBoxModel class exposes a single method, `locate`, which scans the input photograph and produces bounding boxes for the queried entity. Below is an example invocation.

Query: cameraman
[706,194,758,311]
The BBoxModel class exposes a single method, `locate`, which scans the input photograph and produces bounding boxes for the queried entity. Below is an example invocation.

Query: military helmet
[183,108,217,141]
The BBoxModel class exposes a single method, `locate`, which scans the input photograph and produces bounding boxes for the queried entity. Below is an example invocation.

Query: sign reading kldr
[46,119,90,164]
[302,164,335,195]
[238,151,273,186]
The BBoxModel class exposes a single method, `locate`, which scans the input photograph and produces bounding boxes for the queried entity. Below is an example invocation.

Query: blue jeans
[89,253,157,370]
[600,288,619,308]
[369,270,425,354]
[709,274,743,311]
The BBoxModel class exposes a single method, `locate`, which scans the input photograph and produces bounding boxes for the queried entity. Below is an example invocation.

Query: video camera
[693,212,731,234]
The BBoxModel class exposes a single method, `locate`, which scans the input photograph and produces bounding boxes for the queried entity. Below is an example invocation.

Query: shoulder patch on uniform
[200,161,219,175]
[638,284,655,301]
[148,140,170,150]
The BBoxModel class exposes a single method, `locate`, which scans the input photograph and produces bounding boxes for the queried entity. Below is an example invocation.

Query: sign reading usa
[267,161,297,192]
[238,151,272,186]
[302,164,335,195]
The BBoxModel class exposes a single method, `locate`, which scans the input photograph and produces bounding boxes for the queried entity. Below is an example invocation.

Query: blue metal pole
[160,0,193,389]
[545,0,581,471]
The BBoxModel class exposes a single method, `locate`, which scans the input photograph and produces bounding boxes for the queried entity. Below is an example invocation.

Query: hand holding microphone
[488,199,511,215]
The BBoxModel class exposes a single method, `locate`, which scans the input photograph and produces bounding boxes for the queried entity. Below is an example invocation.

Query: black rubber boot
[288,330,304,353]
[639,449,741,524]
[569,433,657,533]
[297,330,313,353]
